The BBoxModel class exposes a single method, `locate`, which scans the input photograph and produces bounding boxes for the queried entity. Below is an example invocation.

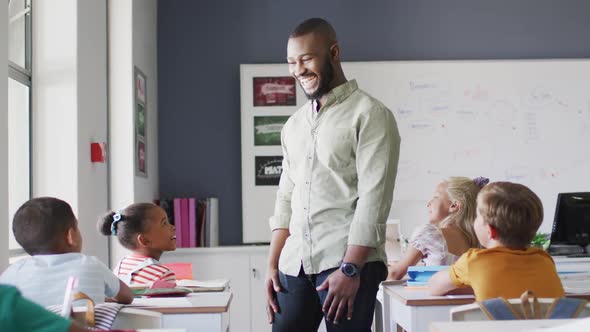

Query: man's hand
[265,268,282,323]
[316,269,360,324]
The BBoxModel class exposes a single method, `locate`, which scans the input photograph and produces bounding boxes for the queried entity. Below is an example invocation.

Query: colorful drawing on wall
[136,103,146,137]
[255,156,283,186]
[253,77,296,106]
[137,138,147,176]
[136,69,147,104]
[254,116,289,146]
[135,66,147,177]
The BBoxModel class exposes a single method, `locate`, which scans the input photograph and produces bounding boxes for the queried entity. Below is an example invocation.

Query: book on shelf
[180,198,189,247]
[157,196,219,248]
[188,198,197,248]
[173,198,182,247]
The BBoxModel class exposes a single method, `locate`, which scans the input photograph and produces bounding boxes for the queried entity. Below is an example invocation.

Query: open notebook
[130,278,229,297]
[176,279,229,292]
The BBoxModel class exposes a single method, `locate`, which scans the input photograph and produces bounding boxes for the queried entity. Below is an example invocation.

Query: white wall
[33,0,109,263]
[133,0,158,203]
[77,0,109,263]
[109,0,159,265]
[1,3,9,271]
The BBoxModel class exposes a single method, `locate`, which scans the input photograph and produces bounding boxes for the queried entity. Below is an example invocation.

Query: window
[8,0,31,260]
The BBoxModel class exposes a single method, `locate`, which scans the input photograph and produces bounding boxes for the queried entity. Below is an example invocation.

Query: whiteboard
[241,60,590,243]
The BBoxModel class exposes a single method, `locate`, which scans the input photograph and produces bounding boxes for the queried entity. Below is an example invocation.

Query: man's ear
[329,43,340,62]
[137,234,150,248]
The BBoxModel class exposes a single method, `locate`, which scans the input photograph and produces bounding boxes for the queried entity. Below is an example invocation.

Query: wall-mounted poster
[135,66,147,177]
[254,116,290,146]
[137,138,147,176]
[136,69,146,104]
[253,77,296,106]
[255,156,283,186]
[136,103,146,137]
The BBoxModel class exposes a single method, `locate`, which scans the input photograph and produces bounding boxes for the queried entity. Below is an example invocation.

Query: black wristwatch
[340,262,360,278]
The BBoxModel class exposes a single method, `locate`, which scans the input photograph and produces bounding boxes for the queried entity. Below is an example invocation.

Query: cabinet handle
[252,268,257,278]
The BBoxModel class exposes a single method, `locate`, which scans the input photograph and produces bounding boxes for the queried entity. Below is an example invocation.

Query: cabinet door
[161,251,251,332]
[249,251,271,332]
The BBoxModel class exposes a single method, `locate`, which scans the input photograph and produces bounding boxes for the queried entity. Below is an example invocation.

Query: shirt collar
[323,79,358,108]
[311,79,358,113]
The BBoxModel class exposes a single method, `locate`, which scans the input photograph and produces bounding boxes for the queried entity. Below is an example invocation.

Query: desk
[430,319,574,332]
[130,292,232,332]
[382,284,590,332]
[382,284,475,332]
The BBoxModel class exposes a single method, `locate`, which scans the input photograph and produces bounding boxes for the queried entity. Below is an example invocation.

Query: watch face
[341,263,358,277]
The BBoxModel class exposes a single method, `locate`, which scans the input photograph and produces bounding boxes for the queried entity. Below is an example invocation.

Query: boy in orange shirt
[428,181,564,301]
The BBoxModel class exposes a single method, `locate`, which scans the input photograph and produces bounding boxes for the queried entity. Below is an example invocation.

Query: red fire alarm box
[91,142,106,163]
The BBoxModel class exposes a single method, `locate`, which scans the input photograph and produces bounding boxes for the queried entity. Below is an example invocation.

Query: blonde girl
[387,176,488,280]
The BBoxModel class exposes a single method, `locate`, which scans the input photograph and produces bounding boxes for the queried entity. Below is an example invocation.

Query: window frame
[8,0,32,259]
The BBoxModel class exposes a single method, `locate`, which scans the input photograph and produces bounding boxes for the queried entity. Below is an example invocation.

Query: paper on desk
[524,317,590,332]
[131,292,231,307]
[563,280,590,294]
[559,272,590,280]
[445,295,475,299]
[558,272,590,294]
[176,279,229,289]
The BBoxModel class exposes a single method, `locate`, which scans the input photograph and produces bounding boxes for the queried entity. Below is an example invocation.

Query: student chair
[49,292,163,330]
[451,291,590,321]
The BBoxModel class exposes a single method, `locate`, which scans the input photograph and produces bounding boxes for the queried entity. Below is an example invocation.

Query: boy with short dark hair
[0,284,88,332]
[0,197,133,306]
[428,182,564,300]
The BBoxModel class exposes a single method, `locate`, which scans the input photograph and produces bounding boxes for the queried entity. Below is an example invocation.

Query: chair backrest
[451,298,590,321]
[48,292,123,329]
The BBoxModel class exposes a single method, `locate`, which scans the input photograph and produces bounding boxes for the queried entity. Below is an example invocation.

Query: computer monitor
[550,192,590,248]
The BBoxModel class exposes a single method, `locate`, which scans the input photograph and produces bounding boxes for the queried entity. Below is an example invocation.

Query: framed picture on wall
[253,76,296,106]
[136,68,147,104]
[136,138,147,176]
[135,66,148,177]
[253,116,289,146]
[136,103,146,137]
[255,156,283,186]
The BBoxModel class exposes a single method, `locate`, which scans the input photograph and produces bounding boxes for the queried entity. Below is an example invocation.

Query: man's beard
[303,56,334,101]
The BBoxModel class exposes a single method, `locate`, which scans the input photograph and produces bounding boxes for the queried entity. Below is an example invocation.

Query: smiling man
[264,18,401,332]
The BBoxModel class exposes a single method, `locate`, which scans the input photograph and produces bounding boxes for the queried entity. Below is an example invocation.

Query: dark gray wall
[158,0,590,245]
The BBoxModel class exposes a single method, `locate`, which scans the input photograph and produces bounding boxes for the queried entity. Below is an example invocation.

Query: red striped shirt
[117,255,176,284]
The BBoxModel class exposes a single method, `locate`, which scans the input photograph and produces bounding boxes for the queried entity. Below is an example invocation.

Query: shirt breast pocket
[316,128,357,169]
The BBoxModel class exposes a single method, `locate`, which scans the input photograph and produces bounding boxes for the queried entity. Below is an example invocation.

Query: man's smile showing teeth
[299,76,317,88]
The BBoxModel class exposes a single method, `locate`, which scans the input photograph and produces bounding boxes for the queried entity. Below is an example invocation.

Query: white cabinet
[249,252,270,332]
[161,246,270,332]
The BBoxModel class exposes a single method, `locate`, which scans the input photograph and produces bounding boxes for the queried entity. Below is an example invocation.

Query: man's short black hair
[13,197,77,255]
[290,17,337,44]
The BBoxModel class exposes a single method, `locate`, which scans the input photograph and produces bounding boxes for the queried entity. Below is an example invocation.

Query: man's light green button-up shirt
[269,80,401,276]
